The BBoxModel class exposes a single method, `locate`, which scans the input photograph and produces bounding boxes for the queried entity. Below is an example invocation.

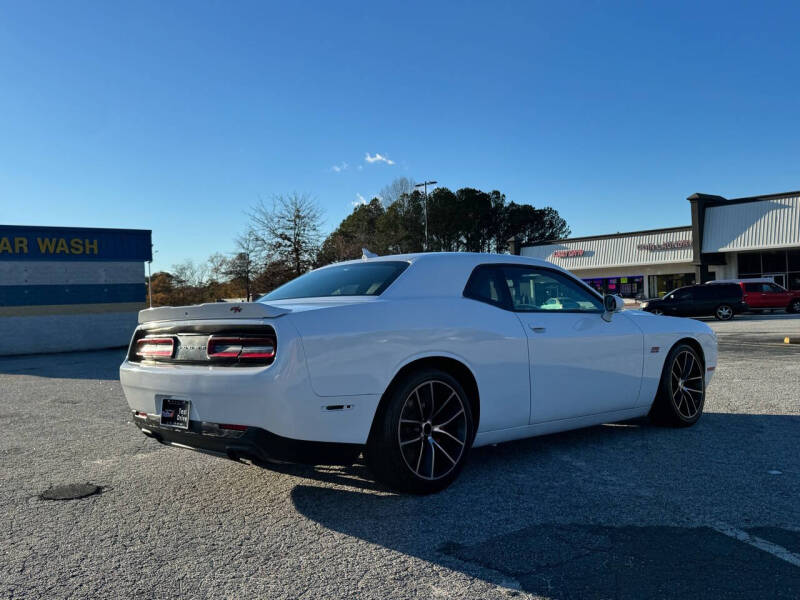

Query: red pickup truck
[720,281,800,313]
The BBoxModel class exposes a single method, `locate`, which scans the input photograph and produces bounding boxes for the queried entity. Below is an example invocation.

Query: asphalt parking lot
[1,314,799,599]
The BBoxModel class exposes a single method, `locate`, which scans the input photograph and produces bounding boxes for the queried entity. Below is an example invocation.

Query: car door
[762,283,791,308]
[496,265,644,424]
[693,286,717,316]
[743,283,763,308]
[664,288,693,316]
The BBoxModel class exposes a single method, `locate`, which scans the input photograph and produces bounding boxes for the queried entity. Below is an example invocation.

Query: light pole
[147,249,158,308]
[415,180,437,250]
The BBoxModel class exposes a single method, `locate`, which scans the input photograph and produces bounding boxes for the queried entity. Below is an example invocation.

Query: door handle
[530,326,546,333]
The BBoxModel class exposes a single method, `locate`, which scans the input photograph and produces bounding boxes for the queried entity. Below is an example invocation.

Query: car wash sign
[0,225,152,262]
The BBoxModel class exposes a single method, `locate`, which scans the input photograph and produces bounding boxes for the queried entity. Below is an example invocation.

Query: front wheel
[650,308,664,316]
[650,343,705,427]
[789,299,800,314]
[714,304,734,320]
[365,368,474,494]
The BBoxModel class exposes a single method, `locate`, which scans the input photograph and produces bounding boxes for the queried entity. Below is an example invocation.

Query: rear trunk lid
[138,302,289,324]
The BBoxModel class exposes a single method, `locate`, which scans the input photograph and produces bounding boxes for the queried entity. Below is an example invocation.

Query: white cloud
[329,161,349,173]
[364,152,395,165]
[351,193,368,207]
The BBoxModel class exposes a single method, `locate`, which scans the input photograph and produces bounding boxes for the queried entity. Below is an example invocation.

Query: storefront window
[581,276,643,298]
[762,251,787,273]
[737,252,761,276]
[647,273,695,298]
[737,249,800,289]
[788,250,800,272]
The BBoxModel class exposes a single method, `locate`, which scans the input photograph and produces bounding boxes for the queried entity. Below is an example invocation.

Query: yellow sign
[0,237,99,256]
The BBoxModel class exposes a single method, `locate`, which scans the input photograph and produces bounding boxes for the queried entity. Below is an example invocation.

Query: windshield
[260,261,409,301]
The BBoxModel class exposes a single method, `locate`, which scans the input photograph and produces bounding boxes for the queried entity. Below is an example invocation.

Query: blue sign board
[0,225,152,262]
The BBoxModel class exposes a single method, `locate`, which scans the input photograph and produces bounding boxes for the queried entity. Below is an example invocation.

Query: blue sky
[1,1,799,270]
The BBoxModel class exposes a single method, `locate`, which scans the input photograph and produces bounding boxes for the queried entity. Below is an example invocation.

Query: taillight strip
[136,337,175,358]
[207,336,275,360]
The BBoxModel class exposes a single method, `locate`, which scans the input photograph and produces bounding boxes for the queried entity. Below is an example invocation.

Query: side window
[744,283,761,292]
[500,266,603,312]
[765,283,784,293]
[673,288,693,301]
[694,286,714,300]
[463,265,509,308]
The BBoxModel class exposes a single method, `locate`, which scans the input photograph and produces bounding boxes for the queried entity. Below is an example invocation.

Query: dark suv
[641,283,747,320]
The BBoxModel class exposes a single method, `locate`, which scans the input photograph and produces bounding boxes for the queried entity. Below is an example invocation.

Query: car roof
[329,251,554,268]
[322,252,570,299]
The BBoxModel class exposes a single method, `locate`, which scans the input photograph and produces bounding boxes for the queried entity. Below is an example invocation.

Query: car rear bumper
[133,412,361,465]
[119,357,381,445]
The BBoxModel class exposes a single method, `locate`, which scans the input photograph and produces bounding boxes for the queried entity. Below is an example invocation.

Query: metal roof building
[521,190,800,299]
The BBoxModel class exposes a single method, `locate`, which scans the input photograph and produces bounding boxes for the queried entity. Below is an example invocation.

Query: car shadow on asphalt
[0,348,127,380]
[286,413,800,598]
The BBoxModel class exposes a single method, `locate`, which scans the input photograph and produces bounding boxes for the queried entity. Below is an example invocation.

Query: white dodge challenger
[120,253,717,493]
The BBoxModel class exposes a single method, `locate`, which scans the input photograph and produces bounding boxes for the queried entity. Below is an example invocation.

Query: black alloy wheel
[365,368,474,494]
[650,343,705,427]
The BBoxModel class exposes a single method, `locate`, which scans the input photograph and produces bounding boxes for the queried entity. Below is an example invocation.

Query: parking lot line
[712,522,800,568]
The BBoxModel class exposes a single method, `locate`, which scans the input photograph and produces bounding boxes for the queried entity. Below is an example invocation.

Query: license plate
[160,398,190,429]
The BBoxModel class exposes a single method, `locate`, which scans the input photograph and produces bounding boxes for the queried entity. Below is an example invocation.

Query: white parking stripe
[712,522,800,568]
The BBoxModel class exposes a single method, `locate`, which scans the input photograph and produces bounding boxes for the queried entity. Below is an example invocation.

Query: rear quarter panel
[287,297,531,433]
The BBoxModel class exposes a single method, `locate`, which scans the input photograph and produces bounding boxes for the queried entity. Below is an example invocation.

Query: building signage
[637,240,691,251]
[0,225,152,262]
[553,249,585,258]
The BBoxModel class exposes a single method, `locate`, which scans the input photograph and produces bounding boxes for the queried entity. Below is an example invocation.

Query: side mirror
[602,294,624,322]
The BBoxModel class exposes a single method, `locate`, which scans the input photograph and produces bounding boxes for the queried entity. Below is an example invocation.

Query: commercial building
[0,225,152,356]
[521,190,800,299]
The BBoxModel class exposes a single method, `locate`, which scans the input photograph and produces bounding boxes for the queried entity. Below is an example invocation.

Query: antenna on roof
[362,248,378,260]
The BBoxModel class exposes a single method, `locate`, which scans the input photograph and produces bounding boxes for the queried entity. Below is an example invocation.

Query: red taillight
[219,423,248,431]
[136,337,174,358]
[206,337,242,358]
[207,336,275,361]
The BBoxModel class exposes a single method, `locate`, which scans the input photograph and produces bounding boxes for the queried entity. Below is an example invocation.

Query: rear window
[260,261,409,301]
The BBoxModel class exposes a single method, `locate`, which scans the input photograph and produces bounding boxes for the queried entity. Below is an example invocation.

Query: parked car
[710,279,800,313]
[120,253,717,494]
[641,283,747,320]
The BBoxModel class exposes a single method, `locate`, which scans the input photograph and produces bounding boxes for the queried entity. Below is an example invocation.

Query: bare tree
[378,177,416,207]
[206,252,230,284]
[249,193,323,276]
[224,230,261,301]
[171,259,209,289]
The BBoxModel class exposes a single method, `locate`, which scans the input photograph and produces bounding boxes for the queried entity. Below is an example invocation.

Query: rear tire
[365,368,474,494]
[650,343,705,427]
[714,304,734,320]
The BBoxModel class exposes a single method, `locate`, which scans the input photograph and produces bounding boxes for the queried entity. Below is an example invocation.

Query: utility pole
[415,180,437,250]
[147,260,152,308]
[147,248,158,308]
